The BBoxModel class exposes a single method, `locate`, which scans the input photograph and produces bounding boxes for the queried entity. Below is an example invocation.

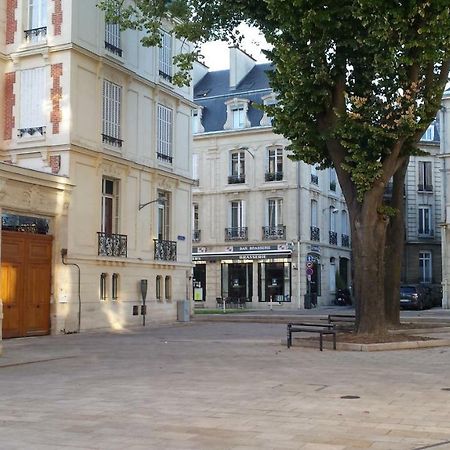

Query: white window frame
[232,107,245,129]
[267,147,283,175]
[329,168,337,191]
[341,210,349,235]
[267,198,283,227]
[19,67,46,134]
[157,191,170,240]
[230,151,245,178]
[418,205,432,236]
[422,121,435,141]
[329,206,337,232]
[105,6,121,55]
[157,104,173,163]
[159,30,173,80]
[311,200,318,228]
[230,200,246,228]
[101,177,119,235]
[27,0,47,43]
[419,251,432,283]
[102,80,122,142]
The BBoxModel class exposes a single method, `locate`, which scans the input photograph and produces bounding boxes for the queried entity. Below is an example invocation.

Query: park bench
[286,322,337,351]
[327,314,355,325]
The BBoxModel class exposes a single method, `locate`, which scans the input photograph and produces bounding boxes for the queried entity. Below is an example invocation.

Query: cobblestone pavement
[2,319,450,450]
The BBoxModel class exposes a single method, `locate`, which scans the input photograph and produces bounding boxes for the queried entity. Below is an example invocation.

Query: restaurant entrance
[221,263,253,305]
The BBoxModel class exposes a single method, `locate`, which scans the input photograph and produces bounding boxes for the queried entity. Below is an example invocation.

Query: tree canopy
[99,0,450,334]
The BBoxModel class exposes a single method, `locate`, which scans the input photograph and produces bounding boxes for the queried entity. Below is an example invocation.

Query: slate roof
[194,63,273,133]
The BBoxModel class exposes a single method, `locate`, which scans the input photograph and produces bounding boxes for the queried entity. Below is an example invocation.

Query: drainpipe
[441,105,448,308]
[61,248,81,332]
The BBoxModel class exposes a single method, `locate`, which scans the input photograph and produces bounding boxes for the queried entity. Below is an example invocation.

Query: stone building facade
[191,49,352,310]
[0,0,194,341]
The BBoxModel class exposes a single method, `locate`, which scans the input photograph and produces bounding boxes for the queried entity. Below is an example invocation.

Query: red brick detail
[49,155,61,174]
[52,0,63,36]
[6,0,17,45]
[4,72,16,140]
[51,64,63,134]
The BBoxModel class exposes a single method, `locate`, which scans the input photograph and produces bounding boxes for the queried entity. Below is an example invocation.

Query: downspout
[441,105,448,308]
[61,248,81,332]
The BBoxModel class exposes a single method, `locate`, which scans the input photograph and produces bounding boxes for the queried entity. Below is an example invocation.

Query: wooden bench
[287,323,336,351]
[327,314,355,325]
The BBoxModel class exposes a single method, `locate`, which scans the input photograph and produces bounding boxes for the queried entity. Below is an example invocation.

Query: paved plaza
[2,315,450,450]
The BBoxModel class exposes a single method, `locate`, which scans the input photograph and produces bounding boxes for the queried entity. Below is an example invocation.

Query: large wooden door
[1,231,52,338]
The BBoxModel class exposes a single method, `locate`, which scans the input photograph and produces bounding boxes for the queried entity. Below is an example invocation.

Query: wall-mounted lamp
[322,206,339,213]
[138,197,166,211]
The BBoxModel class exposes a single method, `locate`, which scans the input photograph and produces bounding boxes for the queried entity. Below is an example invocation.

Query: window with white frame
[329,168,337,191]
[157,191,170,241]
[229,150,245,183]
[267,199,283,227]
[159,30,173,81]
[230,200,246,229]
[232,107,245,129]
[26,0,47,42]
[311,165,319,185]
[19,67,46,137]
[102,80,122,147]
[260,94,277,126]
[157,104,173,163]
[418,205,432,236]
[422,121,436,141]
[329,207,337,232]
[101,177,119,235]
[266,147,283,181]
[193,203,199,231]
[341,210,348,235]
[418,161,432,192]
[311,200,318,227]
[105,6,122,57]
[419,251,432,283]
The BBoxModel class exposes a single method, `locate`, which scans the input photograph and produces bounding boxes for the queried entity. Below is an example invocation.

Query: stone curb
[288,337,450,351]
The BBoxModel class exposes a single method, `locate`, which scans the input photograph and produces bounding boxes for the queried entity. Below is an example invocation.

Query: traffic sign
[306,268,314,276]
[306,262,313,269]
[306,255,315,262]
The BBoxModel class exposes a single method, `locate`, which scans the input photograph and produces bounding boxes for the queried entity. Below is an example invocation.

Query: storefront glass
[258,262,291,302]
[221,263,253,301]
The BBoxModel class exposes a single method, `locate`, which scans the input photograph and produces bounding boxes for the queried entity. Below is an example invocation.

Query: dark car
[400,285,432,310]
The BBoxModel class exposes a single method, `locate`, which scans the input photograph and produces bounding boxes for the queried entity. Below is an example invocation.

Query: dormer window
[422,121,436,141]
[260,93,277,126]
[224,98,250,130]
[192,108,204,134]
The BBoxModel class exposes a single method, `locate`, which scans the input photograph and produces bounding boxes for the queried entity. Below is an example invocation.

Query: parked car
[400,285,433,310]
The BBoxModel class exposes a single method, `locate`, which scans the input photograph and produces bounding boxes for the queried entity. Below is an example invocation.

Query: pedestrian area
[2,320,450,450]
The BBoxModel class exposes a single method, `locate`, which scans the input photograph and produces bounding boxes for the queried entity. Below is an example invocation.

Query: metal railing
[225,227,248,241]
[310,226,320,241]
[192,229,201,242]
[341,234,350,247]
[105,41,123,57]
[159,70,173,83]
[102,134,123,147]
[228,175,246,184]
[157,152,173,163]
[329,231,338,245]
[97,232,127,257]
[262,225,286,240]
[24,26,47,42]
[154,239,177,261]
[265,171,283,182]
[18,126,46,138]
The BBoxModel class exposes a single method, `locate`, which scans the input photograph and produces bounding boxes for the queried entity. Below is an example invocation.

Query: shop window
[258,262,291,302]
[221,263,253,302]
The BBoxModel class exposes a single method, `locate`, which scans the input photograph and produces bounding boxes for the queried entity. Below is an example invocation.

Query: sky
[200,24,270,70]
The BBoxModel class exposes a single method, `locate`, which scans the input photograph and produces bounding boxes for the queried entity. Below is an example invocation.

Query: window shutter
[20,67,46,128]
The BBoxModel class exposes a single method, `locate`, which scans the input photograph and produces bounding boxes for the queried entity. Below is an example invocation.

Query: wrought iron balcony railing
[329,230,338,245]
[418,183,433,192]
[157,152,173,163]
[159,70,173,83]
[225,227,248,241]
[154,239,177,261]
[24,26,47,42]
[265,171,283,182]
[105,41,123,57]
[98,232,127,257]
[310,226,320,241]
[18,126,46,138]
[192,229,201,242]
[102,134,123,147]
[310,174,319,185]
[418,229,434,238]
[341,234,350,247]
[262,225,286,240]
[228,175,246,184]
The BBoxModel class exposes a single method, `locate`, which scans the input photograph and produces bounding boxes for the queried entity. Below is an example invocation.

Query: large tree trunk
[349,193,389,335]
[384,158,409,326]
